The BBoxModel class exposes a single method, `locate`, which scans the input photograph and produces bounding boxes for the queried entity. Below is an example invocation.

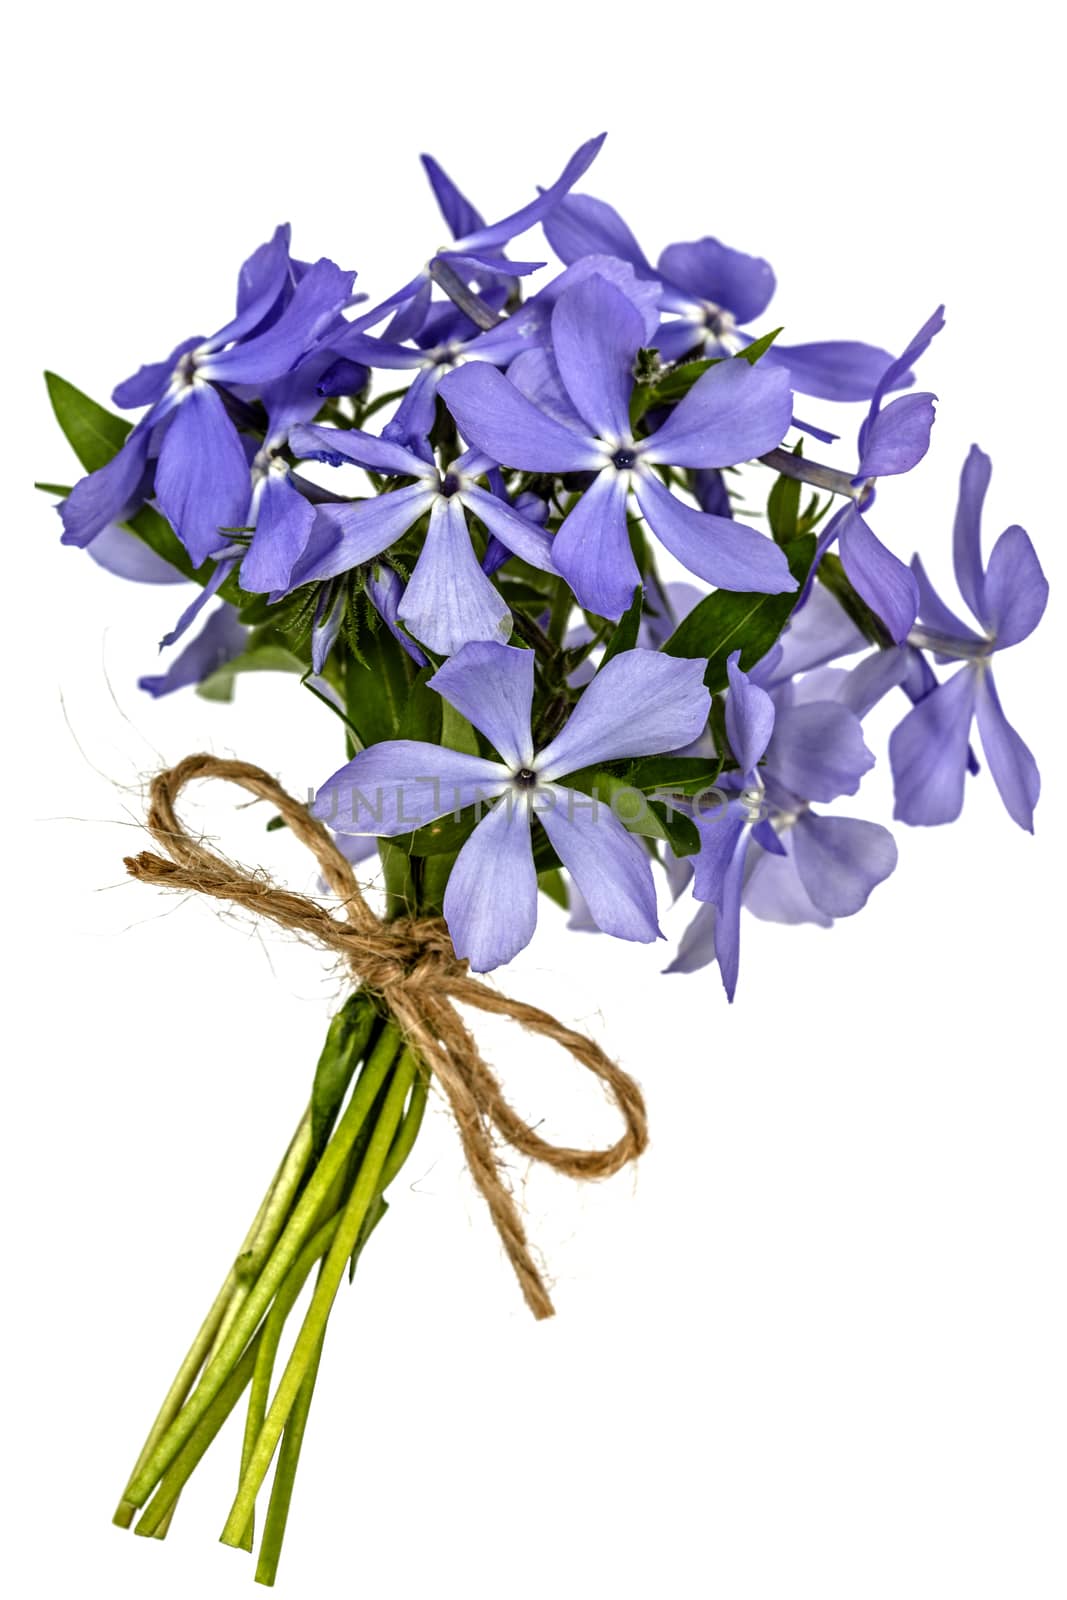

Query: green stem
[253,1325,327,1587]
[219,1048,418,1548]
[235,1205,347,1552]
[120,1024,402,1511]
[112,1109,310,1529]
[133,1330,265,1539]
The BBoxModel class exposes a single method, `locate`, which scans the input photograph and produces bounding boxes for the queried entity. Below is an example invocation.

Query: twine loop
[123,754,649,1319]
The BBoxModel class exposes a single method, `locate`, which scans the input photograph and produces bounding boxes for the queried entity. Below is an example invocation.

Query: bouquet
[42,131,1048,1584]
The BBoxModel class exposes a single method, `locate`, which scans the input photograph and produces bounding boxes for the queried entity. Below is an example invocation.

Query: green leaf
[45,371,131,473]
[537,867,568,909]
[344,626,415,747]
[43,372,201,580]
[600,585,643,666]
[399,666,442,744]
[661,534,815,691]
[623,754,722,795]
[816,552,893,646]
[647,799,701,857]
[34,481,71,497]
[441,699,480,755]
[767,462,802,544]
[311,994,380,1156]
[196,643,305,702]
[640,357,714,415]
[736,326,783,366]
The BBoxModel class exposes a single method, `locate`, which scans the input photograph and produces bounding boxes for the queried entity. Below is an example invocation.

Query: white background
[6,4,1065,1596]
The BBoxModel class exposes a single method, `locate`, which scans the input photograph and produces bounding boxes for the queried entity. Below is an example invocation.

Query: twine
[123,754,649,1319]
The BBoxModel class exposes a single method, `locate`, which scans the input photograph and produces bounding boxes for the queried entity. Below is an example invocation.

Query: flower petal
[912,553,982,645]
[657,237,776,324]
[443,796,538,972]
[744,835,833,928]
[974,670,1040,831]
[506,346,590,430]
[633,470,796,594]
[835,647,911,719]
[289,486,434,585]
[139,604,247,698]
[766,702,875,802]
[85,521,186,584]
[889,666,977,825]
[241,471,316,593]
[725,651,775,776]
[154,387,251,566]
[204,258,355,385]
[58,419,154,547]
[664,901,720,974]
[856,391,937,480]
[837,503,919,644]
[538,649,710,780]
[542,191,652,270]
[537,787,660,943]
[869,305,945,417]
[980,525,1049,648]
[762,340,904,403]
[438,364,602,472]
[208,223,293,349]
[951,444,991,618]
[365,563,427,666]
[552,468,638,620]
[770,582,868,679]
[429,640,535,767]
[455,133,607,253]
[113,336,202,410]
[399,496,512,656]
[550,274,644,439]
[420,153,485,242]
[643,356,792,469]
[792,813,898,917]
[460,484,557,573]
[288,423,429,478]
[313,741,509,836]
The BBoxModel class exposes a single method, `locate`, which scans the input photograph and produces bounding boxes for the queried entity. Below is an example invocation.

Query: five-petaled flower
[890,445,1049,830]
[313,642,710,971]
[439,273,797,620]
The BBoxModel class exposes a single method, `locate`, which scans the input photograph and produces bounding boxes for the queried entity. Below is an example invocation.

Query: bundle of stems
[113,996,427,1585]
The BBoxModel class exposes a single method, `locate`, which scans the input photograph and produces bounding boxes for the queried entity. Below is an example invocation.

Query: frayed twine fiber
[124,754,649,1320]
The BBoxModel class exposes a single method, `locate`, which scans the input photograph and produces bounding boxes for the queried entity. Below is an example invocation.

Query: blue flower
[812,306,945,643]
[312,642,710,971]
[889,445,1048,830]
[284,425,556,657]
[439,274,796,619]
[543,191,912,403]
[345,135,606,344]
[676,650,898,997]
[59,228,357,566]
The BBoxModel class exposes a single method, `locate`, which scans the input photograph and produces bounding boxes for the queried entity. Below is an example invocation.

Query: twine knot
[123,754,649,1320]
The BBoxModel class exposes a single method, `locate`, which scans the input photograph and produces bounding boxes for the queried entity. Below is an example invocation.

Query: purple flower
[813,306,945,643]
[348,135,606,344]
[59,229,357,566]
[675,651,897,997]
[138,603,248,698]
[439,274,795,619]
[543,191,910,403]
[889,445,1048,830]
[285,425,556,656]
[312,642,711,971]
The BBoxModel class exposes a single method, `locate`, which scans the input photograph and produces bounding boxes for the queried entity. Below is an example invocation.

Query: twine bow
[124,754,649,1320]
